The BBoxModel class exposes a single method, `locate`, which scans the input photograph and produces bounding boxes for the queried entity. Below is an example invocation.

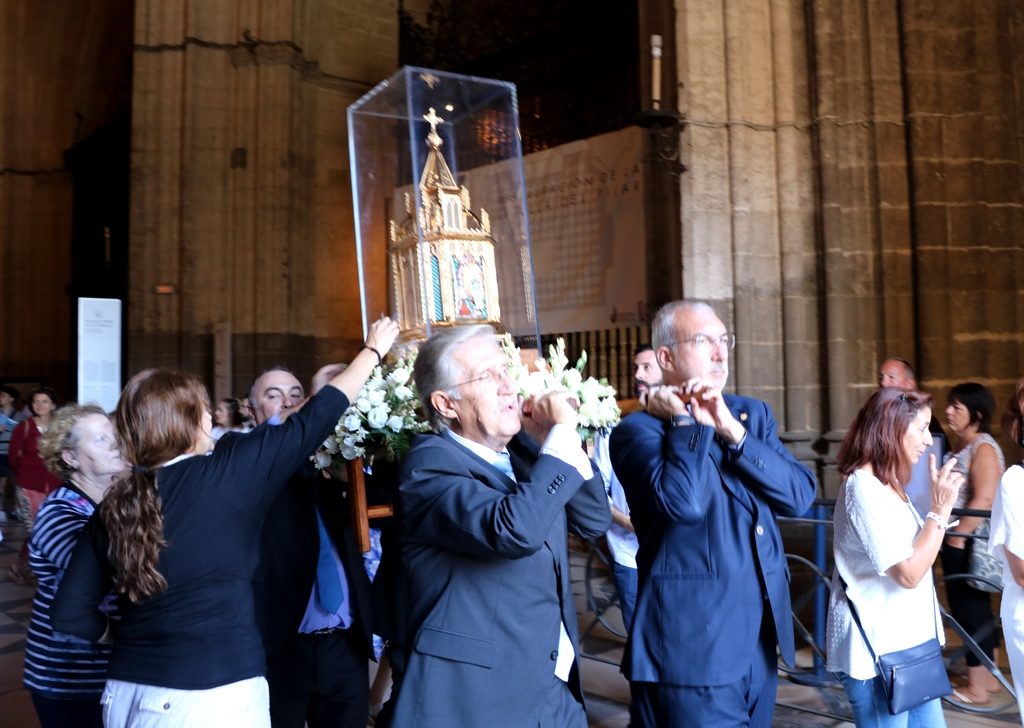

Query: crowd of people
[2,301,1024,728]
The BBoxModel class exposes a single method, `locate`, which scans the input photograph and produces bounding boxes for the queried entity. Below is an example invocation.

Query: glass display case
[347,66,541,353]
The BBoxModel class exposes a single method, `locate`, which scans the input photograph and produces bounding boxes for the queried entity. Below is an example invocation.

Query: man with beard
[594,345,663,631]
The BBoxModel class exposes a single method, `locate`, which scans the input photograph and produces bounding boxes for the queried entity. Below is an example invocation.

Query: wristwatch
[671,413,694,427]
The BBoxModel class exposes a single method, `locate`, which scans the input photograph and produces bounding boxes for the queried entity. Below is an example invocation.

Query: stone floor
[0,518,1020,727]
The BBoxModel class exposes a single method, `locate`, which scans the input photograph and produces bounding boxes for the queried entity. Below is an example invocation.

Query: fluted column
[677,0,820,441]
[128,0,398,388]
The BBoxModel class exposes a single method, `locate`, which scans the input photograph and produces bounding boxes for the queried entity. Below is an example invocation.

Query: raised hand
[520,391,578,442]
[929,455,961,517]
[365,316,400,358]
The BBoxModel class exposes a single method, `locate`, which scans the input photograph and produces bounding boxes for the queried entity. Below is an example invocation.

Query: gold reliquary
[388,108,502,342]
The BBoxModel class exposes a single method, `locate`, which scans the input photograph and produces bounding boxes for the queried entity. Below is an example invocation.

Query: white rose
[367,406,389,429]
[356,397,372,413]
[394,385,413,401]
[343,414,362,431]
[388,368,411,386]
[367,389,386,406]
[340,442,361,460]
[311,450,332,469]
[386,415,404,432]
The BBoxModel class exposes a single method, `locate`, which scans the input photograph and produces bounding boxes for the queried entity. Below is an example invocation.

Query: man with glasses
[384,325,610,728]
[610,300,816,727]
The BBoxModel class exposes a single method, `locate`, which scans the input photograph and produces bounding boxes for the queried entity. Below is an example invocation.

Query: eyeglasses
[668,333,736,352]
[454,364,511,389]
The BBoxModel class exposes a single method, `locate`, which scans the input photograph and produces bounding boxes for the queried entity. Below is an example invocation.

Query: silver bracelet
[925,511,958,530]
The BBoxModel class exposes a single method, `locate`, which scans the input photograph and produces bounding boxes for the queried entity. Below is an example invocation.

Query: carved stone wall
[677,0,820,434]
[677,0,1024,495]
[127,0,398,395]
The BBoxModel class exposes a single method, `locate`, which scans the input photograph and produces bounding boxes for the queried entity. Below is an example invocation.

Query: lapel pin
[740,412,748,422]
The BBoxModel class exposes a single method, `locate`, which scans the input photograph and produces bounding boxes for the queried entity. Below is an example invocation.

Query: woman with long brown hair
[51,317,398,727]
[826,388,962,726]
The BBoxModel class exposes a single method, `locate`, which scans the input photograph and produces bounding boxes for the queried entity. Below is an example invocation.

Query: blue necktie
[314,510,347,614]
[493,451,516,482]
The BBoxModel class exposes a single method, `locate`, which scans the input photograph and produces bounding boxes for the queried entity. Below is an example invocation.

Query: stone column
[806,0,920,478]
[900,1,1024,408]
[677,0,820,445]
[128,0,397,388]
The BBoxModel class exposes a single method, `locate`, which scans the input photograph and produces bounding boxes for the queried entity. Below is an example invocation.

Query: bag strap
[837,574,880,666]
[838,571,941,670]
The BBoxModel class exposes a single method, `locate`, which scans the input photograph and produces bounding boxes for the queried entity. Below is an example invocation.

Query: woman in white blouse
[989,379,1024,721]
[827,388,963,726]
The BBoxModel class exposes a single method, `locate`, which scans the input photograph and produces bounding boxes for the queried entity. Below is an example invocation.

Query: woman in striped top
[24,403,127,728]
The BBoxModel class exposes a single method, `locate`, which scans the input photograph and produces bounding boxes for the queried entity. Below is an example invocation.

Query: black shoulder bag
[839,575,952,714]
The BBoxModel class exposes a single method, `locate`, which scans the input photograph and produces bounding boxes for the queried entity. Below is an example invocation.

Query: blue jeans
[612,561,637,632]
[838,673,946,728]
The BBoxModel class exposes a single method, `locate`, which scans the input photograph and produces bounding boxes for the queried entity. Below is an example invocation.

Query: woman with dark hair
[24,403,126,727]
[51,317,398,727]
[942,381,1005,703]
[8,386,63,582]
[210,397,246,440]
[989,379,1024,721]
[826,388,962,726]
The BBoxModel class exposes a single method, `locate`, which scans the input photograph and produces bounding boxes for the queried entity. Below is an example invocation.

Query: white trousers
[1001,594,1024,724]
[101,676,270,728]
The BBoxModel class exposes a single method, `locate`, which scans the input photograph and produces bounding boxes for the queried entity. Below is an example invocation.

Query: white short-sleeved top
[989,464,1024,616]
[826,469,944,679]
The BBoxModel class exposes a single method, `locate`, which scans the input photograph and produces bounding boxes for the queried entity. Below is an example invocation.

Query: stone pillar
[900,1,1024,409]
[677,0,820,445]
[128,0,398,389]
[809,0,915,444]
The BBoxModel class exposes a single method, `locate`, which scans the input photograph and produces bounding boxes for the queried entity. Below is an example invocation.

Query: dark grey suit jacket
[386,430,610,727]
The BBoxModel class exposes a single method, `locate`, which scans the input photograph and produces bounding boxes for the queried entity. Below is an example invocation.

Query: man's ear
[656,346,674,373]
[431,390,459,421]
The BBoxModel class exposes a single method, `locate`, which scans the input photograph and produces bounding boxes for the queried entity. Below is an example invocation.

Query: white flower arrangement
[311,357,430,469]
[499,334,621,438]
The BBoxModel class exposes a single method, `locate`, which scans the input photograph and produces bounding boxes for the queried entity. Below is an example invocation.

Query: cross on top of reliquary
[423,107,444,147]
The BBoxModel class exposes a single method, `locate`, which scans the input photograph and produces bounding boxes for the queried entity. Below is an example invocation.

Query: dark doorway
[64,113,131,401]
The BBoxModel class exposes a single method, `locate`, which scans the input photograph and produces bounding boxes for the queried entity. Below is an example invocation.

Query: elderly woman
[51,317,397,728]
[989,379,1024,721]
[827,388,962,726]
[941,382,1005,702]
[23,404,127,728]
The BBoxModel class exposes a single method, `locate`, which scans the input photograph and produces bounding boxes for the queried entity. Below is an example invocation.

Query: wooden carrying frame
[346,457,394,552]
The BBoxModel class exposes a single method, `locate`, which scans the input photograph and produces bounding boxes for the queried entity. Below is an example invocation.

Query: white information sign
[77,298,122,412]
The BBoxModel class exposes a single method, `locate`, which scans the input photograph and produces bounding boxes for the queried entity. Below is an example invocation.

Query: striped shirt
[24,485,112,698]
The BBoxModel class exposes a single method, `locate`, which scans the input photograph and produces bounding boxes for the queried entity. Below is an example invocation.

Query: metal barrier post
[813,502,827,676]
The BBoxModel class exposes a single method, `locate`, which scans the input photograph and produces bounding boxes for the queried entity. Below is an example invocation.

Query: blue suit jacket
[387,430,611,727]
[609,395,816,686]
